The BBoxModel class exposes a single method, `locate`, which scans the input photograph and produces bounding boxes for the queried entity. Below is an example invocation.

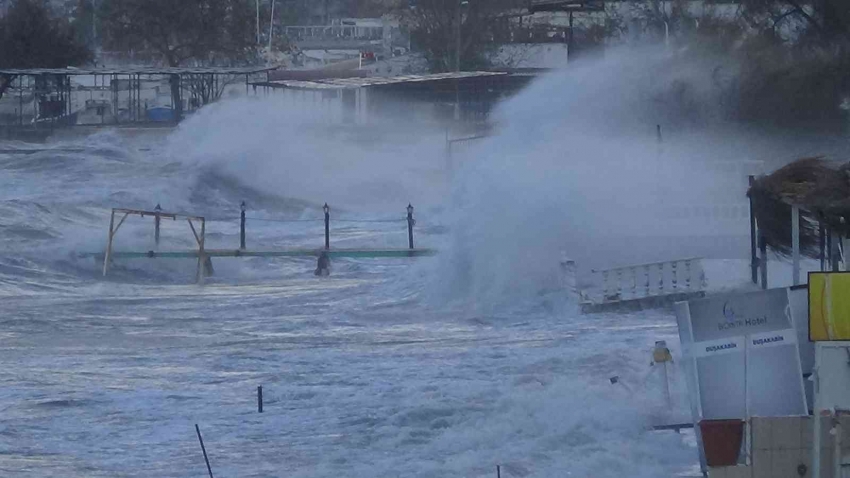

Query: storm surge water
[0,46,776,478]
[431,46,764,309]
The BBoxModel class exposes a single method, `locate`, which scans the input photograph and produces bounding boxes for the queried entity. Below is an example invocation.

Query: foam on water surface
[0,46,801,476]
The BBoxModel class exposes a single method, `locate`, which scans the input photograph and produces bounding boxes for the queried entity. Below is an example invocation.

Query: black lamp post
[324,203,330,250]
[407,204,415,249]
[240,201,246,250]
[154,203,162,247]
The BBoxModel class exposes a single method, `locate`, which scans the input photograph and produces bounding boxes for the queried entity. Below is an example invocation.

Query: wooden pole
[759,235,768,290]
[828,228,834,271]
[792,205,801,286]
[154,203,161,248]
[194,424,215,478]
[198,218,206,284]
[407,204,414,250]
[240,201,246,250]
[324,203,330,250]
[832,230,841,272]
[103,209,116,276]
[748,175,758,284]
[258,386,263,413]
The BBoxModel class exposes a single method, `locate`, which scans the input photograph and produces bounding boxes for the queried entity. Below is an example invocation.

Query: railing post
[672,261,678,292]
[154,203,161,248]
[658,263,664,295]
[323,203,330,250]
[240,201,246,250]
[602,271,609,301]
[407,204,415,249]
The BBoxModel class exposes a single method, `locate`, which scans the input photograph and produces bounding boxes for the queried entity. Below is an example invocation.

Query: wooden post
[407,204,414,250]
[103,209,116,276]
[497,465,501,478]
[194,424,215,478]
[828,228,834,271]
[198,218,206,284]
[792,205,801,286]
[748,175,758,284]
[759,234,768,289]
[154,203,161,248]
[258,386,263,413]
[832,230,841,272]
[324,203,330,250]
[240,201,246,250]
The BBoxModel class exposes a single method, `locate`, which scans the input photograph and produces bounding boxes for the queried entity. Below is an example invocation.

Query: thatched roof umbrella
[747,157,850,259]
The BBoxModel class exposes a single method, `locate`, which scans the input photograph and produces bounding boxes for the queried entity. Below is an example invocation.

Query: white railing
[581,258,707,304]
[282,26,385,42]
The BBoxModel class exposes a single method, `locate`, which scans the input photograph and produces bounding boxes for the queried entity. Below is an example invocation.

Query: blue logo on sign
[723,301,736,322]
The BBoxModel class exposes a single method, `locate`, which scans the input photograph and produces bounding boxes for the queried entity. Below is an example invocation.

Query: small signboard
[809,272,850,341]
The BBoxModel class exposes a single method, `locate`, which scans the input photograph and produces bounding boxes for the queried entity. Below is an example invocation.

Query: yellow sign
[809,272,850,341]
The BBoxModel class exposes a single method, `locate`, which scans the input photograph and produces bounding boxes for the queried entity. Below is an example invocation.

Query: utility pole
[268,0,276,51]
[91,0,97,46]
[454,0,462,72]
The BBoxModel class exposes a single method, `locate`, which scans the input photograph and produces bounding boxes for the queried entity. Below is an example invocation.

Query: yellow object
[653,347,673,363]
[809,273,850,341]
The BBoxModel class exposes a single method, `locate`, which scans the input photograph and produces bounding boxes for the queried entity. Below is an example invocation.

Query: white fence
[281,25,386,42]
[580,258,707,305]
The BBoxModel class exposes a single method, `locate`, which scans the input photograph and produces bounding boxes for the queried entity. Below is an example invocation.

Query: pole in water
[240,201,246,250]
[195,424,214,478]
[323,203,330,250]
[407,203,415,250]
[497,465,501,478]
[258,385,263,413]
[656,124,662,143]
[154,203,161,248]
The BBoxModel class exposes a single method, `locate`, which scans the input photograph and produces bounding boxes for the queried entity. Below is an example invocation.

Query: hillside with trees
[0,0,92,101]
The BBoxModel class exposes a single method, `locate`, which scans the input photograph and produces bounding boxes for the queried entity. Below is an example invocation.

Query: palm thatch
[747,157,850,258]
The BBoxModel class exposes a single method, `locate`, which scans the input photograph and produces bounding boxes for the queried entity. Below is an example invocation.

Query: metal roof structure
[0,66,279,76]
[254,71,508,90]
[528,0,605,12]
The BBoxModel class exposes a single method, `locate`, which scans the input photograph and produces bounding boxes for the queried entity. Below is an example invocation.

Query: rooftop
[0,66,279,76]
[253,71,508,90]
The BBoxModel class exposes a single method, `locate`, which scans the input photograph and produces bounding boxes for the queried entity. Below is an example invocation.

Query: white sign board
[814,342,850,412]
[676,288,807,420]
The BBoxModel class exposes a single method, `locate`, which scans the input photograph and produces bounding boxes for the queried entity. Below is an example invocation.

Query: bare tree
[100,0,259,67]
[0,0,92,100]
[402,0,523,72]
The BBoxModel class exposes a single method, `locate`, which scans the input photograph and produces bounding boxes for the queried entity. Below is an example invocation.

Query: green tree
[0,0,93,100]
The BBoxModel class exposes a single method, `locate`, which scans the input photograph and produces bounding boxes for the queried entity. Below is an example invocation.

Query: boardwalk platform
[81,248,437,260]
